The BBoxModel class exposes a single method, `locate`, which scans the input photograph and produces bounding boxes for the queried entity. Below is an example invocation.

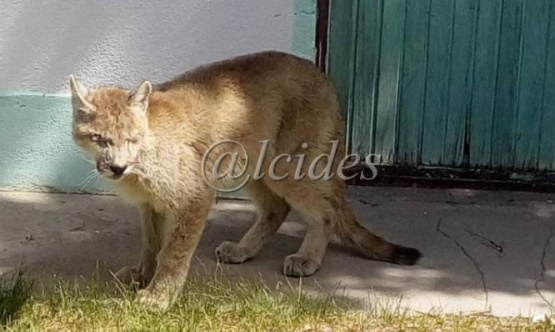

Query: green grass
[0,270,33,326]
[0,269,553,332]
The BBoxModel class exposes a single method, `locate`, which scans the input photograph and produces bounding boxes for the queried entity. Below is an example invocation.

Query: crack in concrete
[436,212,489,307]
[467,229,505,258]
[534,226,554,309]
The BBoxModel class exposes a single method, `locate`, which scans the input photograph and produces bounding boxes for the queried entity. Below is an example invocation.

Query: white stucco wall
[0,0,316,192]
[0,0,303,94]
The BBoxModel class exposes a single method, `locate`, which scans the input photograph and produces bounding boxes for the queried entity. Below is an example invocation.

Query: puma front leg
[116,204,164,289]
[137,194,212,311]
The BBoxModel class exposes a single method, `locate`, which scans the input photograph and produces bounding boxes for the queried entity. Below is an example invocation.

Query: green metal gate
[327,0,555,175]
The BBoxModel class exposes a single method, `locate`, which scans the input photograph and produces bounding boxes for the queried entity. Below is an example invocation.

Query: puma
[69,51,422,310]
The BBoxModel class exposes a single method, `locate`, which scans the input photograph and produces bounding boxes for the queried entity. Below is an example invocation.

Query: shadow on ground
[0,187,553,317]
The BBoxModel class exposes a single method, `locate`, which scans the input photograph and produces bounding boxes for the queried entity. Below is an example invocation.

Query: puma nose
[109,165,127,176]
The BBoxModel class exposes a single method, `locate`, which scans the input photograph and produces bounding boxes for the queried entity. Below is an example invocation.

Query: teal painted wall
[0,92,111,193]
[0,1,316,193]
[293,0,317,60]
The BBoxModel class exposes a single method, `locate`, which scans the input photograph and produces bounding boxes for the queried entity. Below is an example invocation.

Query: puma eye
[91,134,101,142]
[126,138,139,144]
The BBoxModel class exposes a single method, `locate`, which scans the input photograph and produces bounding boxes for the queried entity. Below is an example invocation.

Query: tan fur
[69,51,422,311]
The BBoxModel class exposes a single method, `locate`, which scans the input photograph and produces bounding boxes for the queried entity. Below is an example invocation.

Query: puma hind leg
[215,180,291,264]
[267,177,422,277]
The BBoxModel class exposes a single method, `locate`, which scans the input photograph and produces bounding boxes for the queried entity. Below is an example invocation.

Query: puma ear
[128,80,152,113]
[69,74,93,111]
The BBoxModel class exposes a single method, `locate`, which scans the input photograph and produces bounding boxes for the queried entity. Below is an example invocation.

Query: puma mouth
[108,174,124,180]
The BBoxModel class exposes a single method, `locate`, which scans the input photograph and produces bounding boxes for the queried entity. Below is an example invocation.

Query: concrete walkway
[0,186,553,318]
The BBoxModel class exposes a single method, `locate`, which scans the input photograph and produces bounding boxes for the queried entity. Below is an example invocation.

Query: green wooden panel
[443,0,477,167]
[491,0,525,168]
[538,0,555,170]
[351,0,381,157]
[397,0,430,165]
[327,0,359,153]
[469,0,503,167]
[421,0,455,166]
[514,0,551,170]
[374,0,406,164]
[327,0,555,172]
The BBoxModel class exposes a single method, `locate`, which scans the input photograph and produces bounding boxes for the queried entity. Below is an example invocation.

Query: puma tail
[333,204,422,265]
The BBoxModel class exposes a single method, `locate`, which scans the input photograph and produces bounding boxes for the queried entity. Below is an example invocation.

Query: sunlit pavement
[1,186,553,317]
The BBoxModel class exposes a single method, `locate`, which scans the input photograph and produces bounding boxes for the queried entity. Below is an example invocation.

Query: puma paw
[215,241,253,264]
[114,265,152,289]
[136,288,172,312]
[283,254,320,278]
